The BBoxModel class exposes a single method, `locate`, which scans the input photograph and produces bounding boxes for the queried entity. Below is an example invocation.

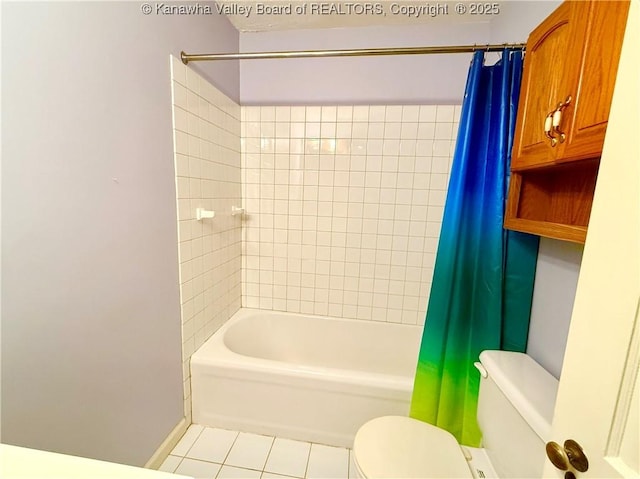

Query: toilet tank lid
[479,351,559,442]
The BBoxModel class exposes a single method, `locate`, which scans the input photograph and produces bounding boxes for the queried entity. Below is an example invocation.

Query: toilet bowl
[352,351,559,478]
[353,416,479,478]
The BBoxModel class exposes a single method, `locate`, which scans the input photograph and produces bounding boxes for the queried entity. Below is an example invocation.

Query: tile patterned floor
[159,425,358,479]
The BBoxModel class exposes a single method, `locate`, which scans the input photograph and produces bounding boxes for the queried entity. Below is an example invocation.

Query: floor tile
[158,454,182,473]
[175,458,222,479]
[261,473,301,479]
[224,432,275,471]
[305,444,350,479]
[217,465,262,478]
[172,424,205,456]
[186,427,239,463]
[264,438,311,478]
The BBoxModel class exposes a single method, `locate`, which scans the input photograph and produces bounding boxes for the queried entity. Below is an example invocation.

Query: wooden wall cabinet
[505,1,629,243]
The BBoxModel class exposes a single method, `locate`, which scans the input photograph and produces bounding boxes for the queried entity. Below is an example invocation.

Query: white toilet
[352,350,559,478]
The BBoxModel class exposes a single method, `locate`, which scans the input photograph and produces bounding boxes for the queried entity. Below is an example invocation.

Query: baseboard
[144,417,189,470]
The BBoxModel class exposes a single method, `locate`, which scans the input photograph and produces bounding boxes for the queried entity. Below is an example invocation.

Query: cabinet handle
[544,111,558,147]
[552,96,572,143]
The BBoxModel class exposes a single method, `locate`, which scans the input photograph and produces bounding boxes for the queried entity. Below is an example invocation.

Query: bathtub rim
[190,307,422,398]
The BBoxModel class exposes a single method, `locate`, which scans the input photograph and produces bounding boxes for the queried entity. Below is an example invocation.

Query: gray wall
[489,1,561,43]
[1,1,238,466]
[527,238,583,379]
[239,22,490,105]
[239,1,562,105]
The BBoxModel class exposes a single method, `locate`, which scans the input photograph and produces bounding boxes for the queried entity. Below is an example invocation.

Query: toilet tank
[477,351,559,478]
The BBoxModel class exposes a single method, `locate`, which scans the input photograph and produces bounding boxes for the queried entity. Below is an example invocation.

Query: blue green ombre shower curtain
[409,50,539,447]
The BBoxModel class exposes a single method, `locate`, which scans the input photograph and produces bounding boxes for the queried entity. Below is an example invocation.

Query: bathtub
[190,308,422,447]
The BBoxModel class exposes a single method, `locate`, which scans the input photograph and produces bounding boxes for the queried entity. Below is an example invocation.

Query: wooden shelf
[505,159,599,244]
[503,218,587,244]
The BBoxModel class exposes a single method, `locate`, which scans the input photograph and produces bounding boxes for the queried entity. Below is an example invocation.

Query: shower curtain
[409,50,539,447]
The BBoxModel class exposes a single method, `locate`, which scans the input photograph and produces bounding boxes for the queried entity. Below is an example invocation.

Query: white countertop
[0,444,193,478]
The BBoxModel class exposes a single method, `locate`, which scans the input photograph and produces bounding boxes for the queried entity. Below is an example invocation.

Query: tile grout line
[260,434,277,475]
[171,456,185,474]
[220,429,241,466]
[302,442,313,479]
[171,425,222,475]
[181,425,207,458]
[219,431,277,476]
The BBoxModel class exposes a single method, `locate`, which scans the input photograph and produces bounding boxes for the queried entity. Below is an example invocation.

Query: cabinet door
[511,2,585,170]
[555,0,630,162]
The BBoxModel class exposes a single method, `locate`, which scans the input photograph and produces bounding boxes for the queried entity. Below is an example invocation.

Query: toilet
[352,350,559,478]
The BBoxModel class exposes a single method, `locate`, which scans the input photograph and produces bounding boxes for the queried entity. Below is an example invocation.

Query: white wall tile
[419,105,437,122]
[171,60,242,420]
[336,106,352,121]
[290,107,305,122]
[385,106,403,122]
[352,106,369,122]
[240,104,457,325]
[436,105,455,122]
[306,106,321,122]
[402,106,420,123]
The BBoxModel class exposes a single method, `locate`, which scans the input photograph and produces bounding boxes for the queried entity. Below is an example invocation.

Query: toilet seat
[353,416,473,479]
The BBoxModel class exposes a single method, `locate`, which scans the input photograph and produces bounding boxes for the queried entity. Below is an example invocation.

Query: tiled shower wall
[241,105,460,325]
[170,57,242,419]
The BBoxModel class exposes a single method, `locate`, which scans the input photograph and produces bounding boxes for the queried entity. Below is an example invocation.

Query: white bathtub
[190,308,422,447]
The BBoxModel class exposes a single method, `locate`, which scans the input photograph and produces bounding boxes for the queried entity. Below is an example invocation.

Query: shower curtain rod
[180,43,526,64]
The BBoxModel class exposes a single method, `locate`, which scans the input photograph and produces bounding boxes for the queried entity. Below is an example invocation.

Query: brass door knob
[564,439,589,473]
[546,440,589,473]
[546,442,570,470]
